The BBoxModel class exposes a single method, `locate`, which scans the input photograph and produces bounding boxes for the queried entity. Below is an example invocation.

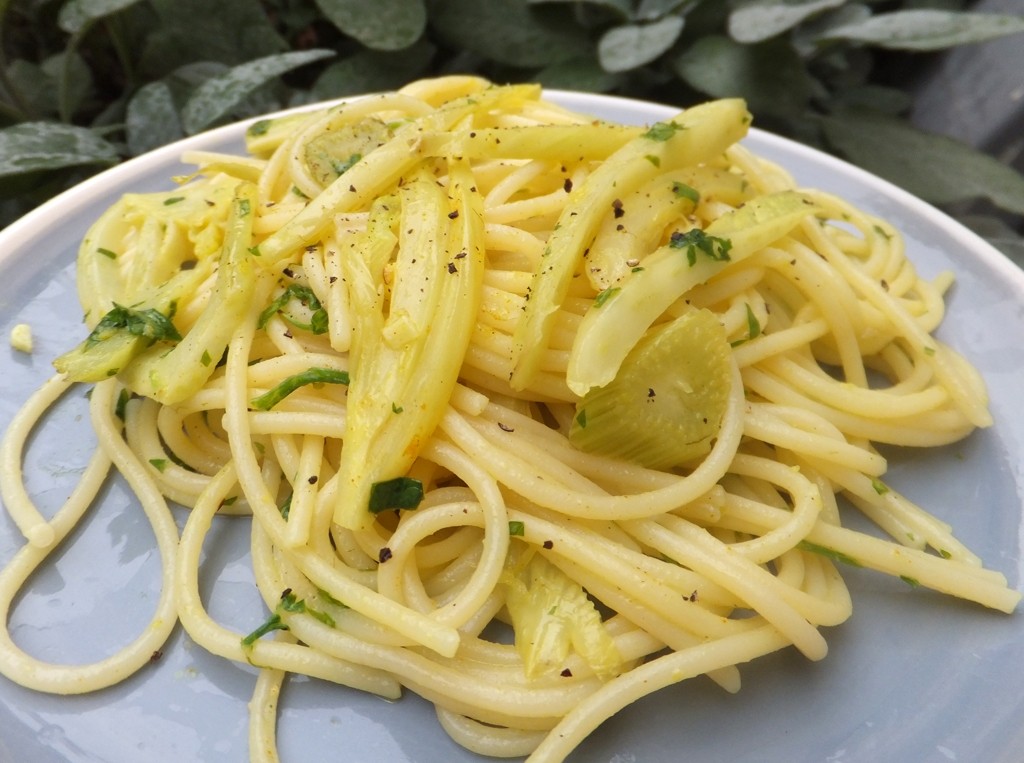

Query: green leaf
[819,112,1024,215]
[728,0,846,44]
[314,0,426,51]
[529,0,632,21]
[957,214,1024,268]
[635,0,691,22]
[536,55,625,93]
[0,122,119,177]
[597,16,686,72]
[673,35,813,117]
[822,10,1024,51]
[430,0,592,68]
[312,41,436,100]
[140,0,289,74]
[126,81,183,156]
[58,0,147,33]
[181,49,335,134]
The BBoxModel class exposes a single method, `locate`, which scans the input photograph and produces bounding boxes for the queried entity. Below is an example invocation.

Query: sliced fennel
[509,98,752,391]
[567,190,819,396]
[117,184,259,404]
[302,117,390,189]
[502,549,621,681]
[56,173,245,383]
[569,308,732,470]
[255,84,542,265]
[333,160,485,531]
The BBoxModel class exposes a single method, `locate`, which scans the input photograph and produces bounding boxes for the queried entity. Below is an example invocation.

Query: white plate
[1,91,1022,763]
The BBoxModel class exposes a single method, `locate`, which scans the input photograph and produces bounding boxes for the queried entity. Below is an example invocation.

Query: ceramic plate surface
[1,91,1022,763]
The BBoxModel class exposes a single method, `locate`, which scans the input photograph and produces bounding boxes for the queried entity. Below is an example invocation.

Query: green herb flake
[594,287,620,308]
[575,409,587,429]
[745,303,761,340]
[316,587,348,609]
[258,284,327,333]
[249,367,350,411]
[248,119,272,137]
[392,402,404,414]
[308,608,336,628]
[923,346,936,356]
[278,492,292,521]
[644,154,660,167]
[797,540,862,567]
[86,303,182,347]
[332,153,362,175]
[149,458,168,472]
[238,198,252,217]
[509,520,525,537]
[672,182,700,203]
[368,476,424,514]
[279,591,305,613]
[97,247,118,259]
[668,229,732,267]
[241,613,287,647]
[115,388,131,420]
[643,121,682,142]
[900,575,921,587]
[871,477,889,495]
[200,349,213,367]
[939,549,952,559]
[163,196,185,206]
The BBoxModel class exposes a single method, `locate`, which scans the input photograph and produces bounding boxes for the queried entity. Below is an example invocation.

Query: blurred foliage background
[2,0,1023,262]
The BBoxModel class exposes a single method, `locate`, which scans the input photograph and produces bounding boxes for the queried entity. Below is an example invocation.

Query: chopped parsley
[797,540,862,567]
[85,303,181,348]
[258,284,329,335]
[509,520,525,537]
[368,476,424,514]
[593,287,620,308]
[643,121,682,141]
[671,182,700,203]
[669,229,732,267]
[249,367,350,411]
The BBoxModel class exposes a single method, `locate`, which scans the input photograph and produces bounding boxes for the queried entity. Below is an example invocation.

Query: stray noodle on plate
[0,76,1019,761]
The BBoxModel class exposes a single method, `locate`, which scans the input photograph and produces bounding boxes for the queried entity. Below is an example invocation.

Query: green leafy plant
[2,0,1023,262]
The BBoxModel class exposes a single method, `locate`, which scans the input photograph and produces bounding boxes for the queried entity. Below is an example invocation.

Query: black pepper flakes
[563,178,573,193]
[542,540,554,550]
[498,422,514,432]
[448,210,459,219]
[560,668,573,677]
[378,547,393,563]
[308,475,318,485]
[612,199,625,218]
[447,262,458,274]
[149,650,164,663]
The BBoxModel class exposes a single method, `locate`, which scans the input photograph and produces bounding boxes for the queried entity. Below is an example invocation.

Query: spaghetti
[0,76,1018,761]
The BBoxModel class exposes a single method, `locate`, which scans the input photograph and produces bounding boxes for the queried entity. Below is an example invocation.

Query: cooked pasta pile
[0,76,1019,761]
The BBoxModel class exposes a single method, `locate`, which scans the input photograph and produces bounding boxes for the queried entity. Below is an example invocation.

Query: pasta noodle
[0,75,1019,761]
